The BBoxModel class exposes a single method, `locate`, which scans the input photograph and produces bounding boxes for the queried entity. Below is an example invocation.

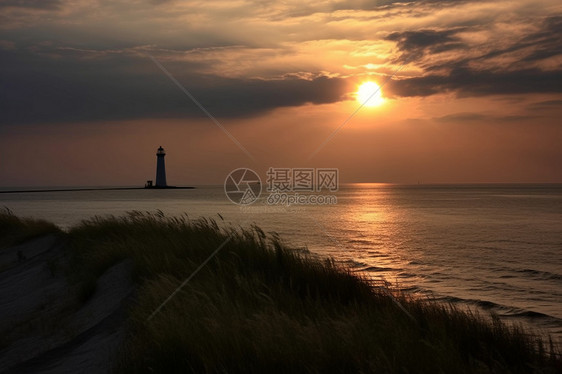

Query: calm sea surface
[1,184,561,340]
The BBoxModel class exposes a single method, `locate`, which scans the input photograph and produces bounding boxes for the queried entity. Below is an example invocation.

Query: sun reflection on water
[313,184,423,291]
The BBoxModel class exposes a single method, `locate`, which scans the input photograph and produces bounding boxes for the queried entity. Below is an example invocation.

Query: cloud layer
[1,0,561,124]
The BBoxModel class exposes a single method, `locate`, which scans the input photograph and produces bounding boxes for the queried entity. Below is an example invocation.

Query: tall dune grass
[65,211,561,373]
[0,207,61,249]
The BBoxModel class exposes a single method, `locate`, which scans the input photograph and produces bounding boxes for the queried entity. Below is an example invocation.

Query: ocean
[2,184,561,341]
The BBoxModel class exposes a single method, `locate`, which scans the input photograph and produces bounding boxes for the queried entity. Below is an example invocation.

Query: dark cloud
[384,15,562,98]
[390,66,562,98]
[0,49,348,125]
[0,0,61,10]
[277,0,478,19]
[520,16,562,62]
[466,16,562,63]
[385,28,467,64]
[526,100,562,111]
[387,29,464,50]
[434,112,541,123]
[434,112,487,122]
[2,43,559,126]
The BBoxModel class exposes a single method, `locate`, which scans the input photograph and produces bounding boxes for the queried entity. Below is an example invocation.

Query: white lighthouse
[155,146,167,187]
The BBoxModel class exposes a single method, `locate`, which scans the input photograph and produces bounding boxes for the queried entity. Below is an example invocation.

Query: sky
[1,0,561,186]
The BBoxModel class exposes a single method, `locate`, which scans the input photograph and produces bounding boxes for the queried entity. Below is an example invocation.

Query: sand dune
[0,235,133,373]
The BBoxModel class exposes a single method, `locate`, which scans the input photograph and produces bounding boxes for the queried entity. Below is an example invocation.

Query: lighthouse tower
[155,146,167,187]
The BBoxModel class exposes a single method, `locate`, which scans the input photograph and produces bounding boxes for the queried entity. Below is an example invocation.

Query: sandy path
[0,235,134,373]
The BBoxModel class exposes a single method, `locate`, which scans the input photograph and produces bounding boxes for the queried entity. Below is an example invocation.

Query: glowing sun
[356,81,384,107]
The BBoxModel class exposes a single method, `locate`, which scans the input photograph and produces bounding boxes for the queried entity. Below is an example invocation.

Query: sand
[0,235,134,373]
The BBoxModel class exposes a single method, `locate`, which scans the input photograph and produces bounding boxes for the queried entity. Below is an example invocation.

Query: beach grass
[0,207,61,249]
[64,211,561,373]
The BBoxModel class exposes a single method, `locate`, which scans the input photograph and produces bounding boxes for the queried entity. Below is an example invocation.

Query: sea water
[1,184,561,341]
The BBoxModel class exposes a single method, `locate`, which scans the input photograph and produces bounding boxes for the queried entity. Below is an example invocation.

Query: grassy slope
[65,211,560,373]
[0,207,61,249]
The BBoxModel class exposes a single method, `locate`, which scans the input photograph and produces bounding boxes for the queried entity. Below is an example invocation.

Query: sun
[356,81,384,107]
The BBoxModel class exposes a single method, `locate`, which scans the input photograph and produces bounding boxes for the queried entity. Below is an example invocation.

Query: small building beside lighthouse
[155,146,167,187]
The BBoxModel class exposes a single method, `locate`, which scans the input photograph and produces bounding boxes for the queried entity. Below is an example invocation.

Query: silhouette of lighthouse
[155,146,167,187]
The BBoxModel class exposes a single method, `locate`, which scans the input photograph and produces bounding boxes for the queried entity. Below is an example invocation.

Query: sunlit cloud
[0,0,560,125]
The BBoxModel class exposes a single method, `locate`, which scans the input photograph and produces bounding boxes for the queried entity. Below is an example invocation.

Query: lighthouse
[155,146,167,187]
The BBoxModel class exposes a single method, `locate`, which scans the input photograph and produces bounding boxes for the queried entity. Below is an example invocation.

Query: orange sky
[0,0,561,186]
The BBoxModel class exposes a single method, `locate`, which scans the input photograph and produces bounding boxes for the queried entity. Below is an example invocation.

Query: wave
[514,268,562,281]
[363,266,396,273]
[434,296,561,324]
[397,271,418,279]
[400,285,423,293]
[341,259,369,269]
[502,309,552,319]
[348,238,375,245]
